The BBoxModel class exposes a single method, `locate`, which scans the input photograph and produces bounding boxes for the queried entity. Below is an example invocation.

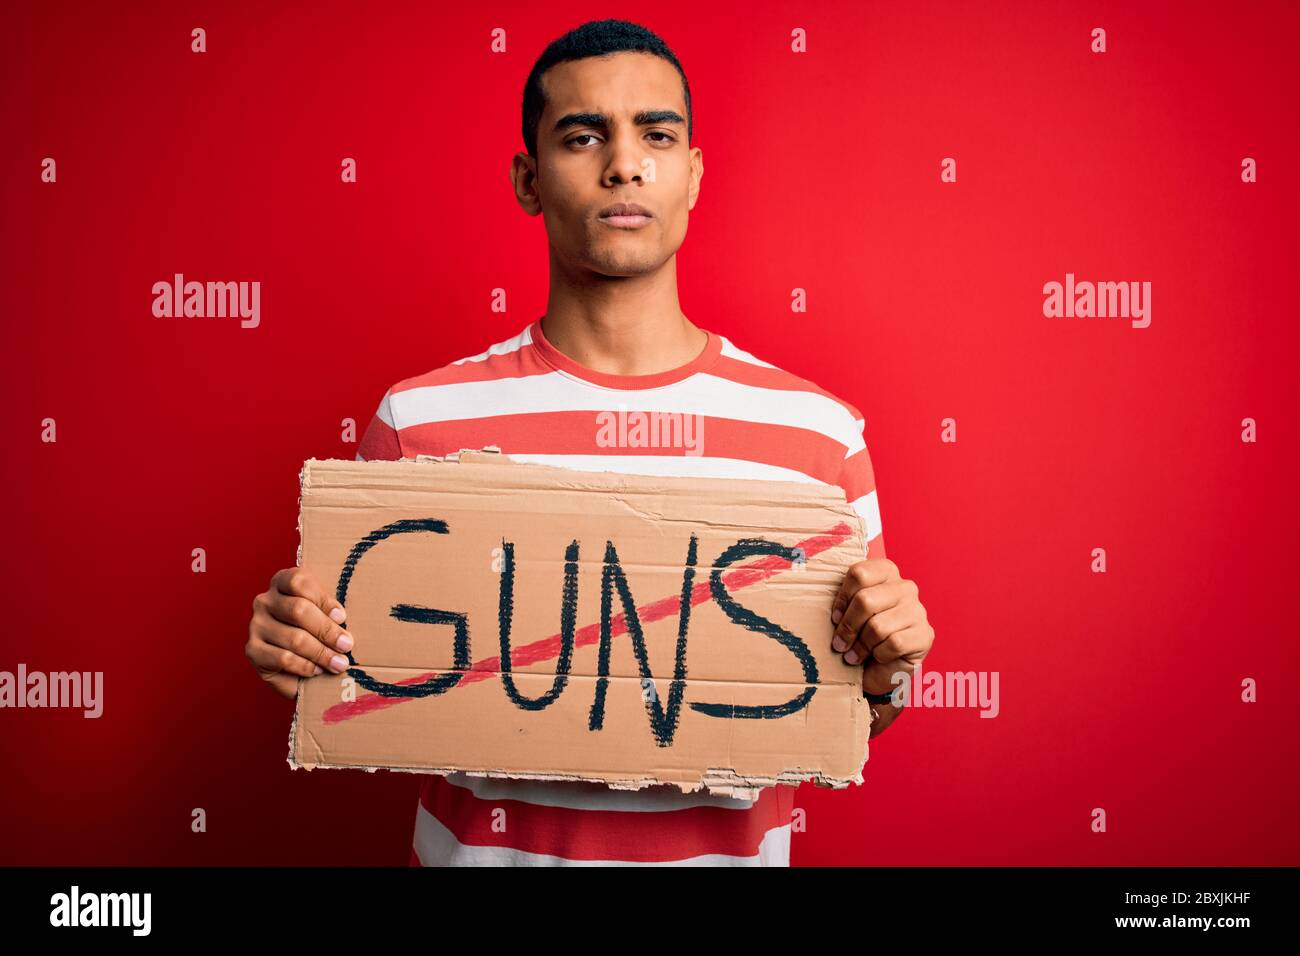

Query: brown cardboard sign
[288,451,872,798]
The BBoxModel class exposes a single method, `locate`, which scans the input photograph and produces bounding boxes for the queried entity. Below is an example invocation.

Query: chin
[586,250,661,277]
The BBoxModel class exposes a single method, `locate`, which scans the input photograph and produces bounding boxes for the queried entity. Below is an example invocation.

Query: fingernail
[329,607,347,624]
[832,636,848,653]
[830,608,842,624]
[336,632,353,652]
[330,654,348,671]
[312,665,323,675]
[844,649,860,665]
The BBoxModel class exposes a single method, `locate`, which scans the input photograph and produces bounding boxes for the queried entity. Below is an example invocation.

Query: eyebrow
[553,109,686,134]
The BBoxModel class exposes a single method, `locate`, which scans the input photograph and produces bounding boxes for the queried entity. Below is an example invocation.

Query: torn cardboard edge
[287,449,873,797]
[287,683,871,799]
[288,704,869,799]
[286,719,863,801]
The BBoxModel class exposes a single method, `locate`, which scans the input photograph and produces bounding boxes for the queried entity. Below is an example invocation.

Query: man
[245,18,934,865]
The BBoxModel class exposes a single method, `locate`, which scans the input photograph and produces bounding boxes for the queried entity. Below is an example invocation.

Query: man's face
[514,51,703,278]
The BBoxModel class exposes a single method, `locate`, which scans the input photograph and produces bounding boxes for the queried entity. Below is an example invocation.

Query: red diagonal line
[321,521,853,725]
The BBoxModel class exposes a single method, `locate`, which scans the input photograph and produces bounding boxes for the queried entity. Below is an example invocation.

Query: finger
[831,578,909,653]
[868,621,933,667]
[257,613,351,673]
[270,567,348,627]
[262,588,354,663]
[245,633,325,679]
[830,559,898,625]
[843,602,915,664]
[862,628,929,696]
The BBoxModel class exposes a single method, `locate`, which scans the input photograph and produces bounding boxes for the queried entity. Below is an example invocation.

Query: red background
[2,0,1296,865]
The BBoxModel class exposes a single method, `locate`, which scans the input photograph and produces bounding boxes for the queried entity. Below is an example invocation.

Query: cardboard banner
[288,451,872,798]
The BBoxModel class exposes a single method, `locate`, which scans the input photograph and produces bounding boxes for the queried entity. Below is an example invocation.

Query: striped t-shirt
[355,318,886,866]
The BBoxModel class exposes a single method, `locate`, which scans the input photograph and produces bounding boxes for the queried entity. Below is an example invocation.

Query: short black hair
[521,19,693,158]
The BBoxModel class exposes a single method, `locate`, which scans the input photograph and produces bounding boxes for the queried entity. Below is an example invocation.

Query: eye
[569,133,601,147]
[647,131,675,143]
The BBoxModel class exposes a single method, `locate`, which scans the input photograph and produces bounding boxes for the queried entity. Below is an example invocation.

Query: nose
[602,126,645,186]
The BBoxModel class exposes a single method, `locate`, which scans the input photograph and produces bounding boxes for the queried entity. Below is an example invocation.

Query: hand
[830,558,934,737]
[245,567,354,699]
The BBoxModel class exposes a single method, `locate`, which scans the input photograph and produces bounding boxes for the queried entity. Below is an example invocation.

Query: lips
[598,202,654,229]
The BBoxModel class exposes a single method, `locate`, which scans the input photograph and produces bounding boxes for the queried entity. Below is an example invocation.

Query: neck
[540,252,707,375]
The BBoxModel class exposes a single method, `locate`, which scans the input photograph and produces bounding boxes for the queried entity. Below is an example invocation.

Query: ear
[510,152,543,216]
[686,146,704,211]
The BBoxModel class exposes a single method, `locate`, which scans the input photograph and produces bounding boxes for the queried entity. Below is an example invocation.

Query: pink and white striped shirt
[355,318,885,865]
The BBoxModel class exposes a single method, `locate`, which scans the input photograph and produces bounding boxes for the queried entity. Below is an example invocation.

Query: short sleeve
[836,418,886,560]
[355,388,403,462]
